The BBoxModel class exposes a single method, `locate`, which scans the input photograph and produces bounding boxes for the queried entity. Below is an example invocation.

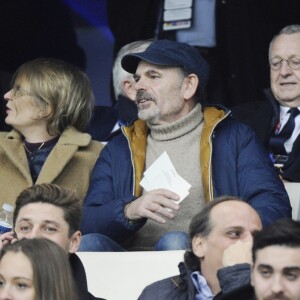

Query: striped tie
[269,107,300,155]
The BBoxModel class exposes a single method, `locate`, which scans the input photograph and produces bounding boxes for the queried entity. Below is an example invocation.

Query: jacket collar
[121,105,230,200]
[173,262,197,300]
[6,126,92,147]
[3,126,93,185]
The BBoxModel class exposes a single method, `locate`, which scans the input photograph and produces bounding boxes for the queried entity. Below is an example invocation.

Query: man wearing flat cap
[81,40,291,251]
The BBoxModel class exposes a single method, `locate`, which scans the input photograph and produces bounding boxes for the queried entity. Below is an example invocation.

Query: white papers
[140,151,191,204]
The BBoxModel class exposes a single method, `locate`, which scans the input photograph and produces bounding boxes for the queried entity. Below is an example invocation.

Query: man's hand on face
[124,189,180,223]
[222,240,253,267]
[0,231,18,249]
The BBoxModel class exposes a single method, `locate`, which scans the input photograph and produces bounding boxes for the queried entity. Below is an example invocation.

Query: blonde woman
[0,58,104,206]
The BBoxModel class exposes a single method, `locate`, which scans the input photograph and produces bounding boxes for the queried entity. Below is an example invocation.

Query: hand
[125,189,180,223]
[0,231,18,249]
[222,240,253,267]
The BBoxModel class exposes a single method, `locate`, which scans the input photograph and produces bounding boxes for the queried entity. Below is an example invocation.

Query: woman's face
[4,77,49,132]
[0,251,35,300]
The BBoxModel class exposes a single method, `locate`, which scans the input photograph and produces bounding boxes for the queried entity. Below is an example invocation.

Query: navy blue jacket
[81,106,291,243]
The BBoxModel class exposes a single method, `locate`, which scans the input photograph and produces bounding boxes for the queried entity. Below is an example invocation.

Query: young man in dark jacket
[0,184,105,300]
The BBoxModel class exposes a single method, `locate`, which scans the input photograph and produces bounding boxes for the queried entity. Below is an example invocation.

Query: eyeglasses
[269,57,300,70]
[11,87,34,99]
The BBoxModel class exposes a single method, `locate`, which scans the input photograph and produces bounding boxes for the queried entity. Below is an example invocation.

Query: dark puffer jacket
[82,105,291,243]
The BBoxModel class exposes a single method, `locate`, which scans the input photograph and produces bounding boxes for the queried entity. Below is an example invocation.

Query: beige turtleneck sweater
[131,103,206,250]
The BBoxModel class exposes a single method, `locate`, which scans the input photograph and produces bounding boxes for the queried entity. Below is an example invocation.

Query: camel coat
[0,126,104,207]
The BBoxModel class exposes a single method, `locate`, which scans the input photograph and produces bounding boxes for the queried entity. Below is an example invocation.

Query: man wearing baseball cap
[81,40,290,251]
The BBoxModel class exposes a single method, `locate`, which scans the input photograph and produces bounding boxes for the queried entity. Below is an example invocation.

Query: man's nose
[279,60,294,76]
[26,227,42,239]
[134,78,146,91]
[270,275,284,294]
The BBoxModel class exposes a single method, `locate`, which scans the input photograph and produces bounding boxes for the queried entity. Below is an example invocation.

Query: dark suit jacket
[85,96,138,142]
[232,89,300,182]
[85,106,118,142]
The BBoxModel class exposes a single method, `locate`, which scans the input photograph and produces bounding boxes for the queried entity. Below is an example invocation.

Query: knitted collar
[147,103,203,141]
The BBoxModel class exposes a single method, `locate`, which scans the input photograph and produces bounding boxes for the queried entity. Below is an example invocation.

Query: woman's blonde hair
[12,58,94,135]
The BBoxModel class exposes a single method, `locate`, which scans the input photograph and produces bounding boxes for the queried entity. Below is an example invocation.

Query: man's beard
[138,106,160,123]
[136,90,160,123]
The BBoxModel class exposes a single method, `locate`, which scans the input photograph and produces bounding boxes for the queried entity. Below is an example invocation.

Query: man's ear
[123,79,136,100]
[68,230,82,253]
[192,235,207,258]
[182,74,199,100]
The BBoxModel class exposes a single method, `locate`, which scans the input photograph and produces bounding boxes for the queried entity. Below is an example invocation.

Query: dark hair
[0,238,78,300]
[252,218,300,263]
[13,184,81,237]
[184,195,243,271]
